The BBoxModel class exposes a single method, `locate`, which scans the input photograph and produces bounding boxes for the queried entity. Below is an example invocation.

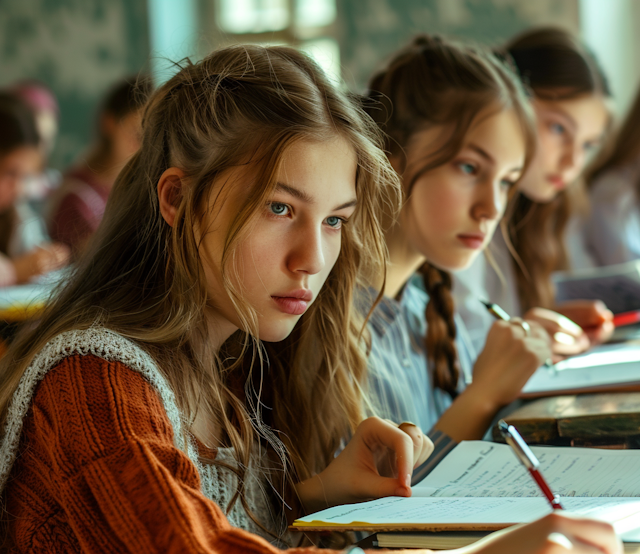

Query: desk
[492,392,640,448]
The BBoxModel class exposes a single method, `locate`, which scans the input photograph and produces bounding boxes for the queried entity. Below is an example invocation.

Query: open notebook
[522,342,640,397]
[293,441,640,539]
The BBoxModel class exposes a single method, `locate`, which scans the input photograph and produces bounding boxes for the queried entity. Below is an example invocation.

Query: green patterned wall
[0,0,149,169]
[0,0,580,168]
[337,0,579,91]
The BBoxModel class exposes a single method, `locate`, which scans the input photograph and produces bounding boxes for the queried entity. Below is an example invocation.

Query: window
[214,0,340,82]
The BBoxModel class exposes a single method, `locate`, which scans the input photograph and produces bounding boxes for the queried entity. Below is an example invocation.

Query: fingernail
[394,486,410,497]
[553,331,576,345]
[557,316,582,334]
[404,473,411,488]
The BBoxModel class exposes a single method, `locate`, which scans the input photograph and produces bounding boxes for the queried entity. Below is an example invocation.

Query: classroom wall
[7,0,632,170]
[0,0,150,170]
[580,0,640,117]
[337,0,580,91]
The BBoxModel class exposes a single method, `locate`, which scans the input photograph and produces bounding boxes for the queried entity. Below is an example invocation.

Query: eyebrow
[275,181,357,211]
[467,144,495,164]
[466,143,523,174]
[546,107,577,131]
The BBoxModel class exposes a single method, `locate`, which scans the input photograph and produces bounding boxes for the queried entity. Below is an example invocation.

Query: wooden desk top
[493,392,640,447]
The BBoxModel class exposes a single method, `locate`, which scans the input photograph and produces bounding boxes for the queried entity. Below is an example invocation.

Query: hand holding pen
[481,300,555,369]
[498,419,564,510]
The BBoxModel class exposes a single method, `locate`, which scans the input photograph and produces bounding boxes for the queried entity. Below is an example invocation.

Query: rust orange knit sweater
[3,354,343,554]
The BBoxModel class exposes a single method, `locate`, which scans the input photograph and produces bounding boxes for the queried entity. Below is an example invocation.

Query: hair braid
[420,263,459,397]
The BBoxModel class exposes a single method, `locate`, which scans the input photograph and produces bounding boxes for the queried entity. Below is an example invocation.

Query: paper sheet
[522,342,640,395]
[414,442,640,498]
[295,496,640,534]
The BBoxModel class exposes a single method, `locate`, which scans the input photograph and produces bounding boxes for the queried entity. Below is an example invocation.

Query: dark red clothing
[48,167,110,252]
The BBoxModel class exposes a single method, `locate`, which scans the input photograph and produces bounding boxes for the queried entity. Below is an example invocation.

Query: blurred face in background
[35,108,59,157]
[103,109,143,164]
[0,147,42,211]
[517,94,609,203]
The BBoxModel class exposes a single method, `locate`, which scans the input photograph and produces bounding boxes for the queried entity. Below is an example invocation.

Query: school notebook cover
[553,260,640,314]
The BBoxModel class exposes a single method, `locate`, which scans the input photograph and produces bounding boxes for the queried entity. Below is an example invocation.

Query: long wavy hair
[364,35,536,397]
[501,27,610,311]
[0,45,400,534]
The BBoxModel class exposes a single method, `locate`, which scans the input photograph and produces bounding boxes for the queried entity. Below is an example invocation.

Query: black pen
[480,300,554,369]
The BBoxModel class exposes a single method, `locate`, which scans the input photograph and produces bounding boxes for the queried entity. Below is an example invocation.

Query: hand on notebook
[293,417,433,514]
[462,512,621,554]
[555,300,615,346]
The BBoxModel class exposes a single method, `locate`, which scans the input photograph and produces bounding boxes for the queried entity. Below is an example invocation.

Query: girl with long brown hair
[0,44,620,554]
[454,27,614,357]
[363,35,551,472]
[585,83,640,265]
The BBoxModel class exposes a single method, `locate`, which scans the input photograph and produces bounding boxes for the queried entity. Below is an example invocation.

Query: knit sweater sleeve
[10,354,341,554]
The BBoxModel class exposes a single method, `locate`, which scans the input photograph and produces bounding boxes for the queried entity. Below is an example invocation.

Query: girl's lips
[546,175,566,189]
[457,234,485,249]
[272,296,309,315]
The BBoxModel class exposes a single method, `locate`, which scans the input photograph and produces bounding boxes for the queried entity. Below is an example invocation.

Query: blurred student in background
[0,92,69,286]
[9,80,62,206]
[48,76,150,255]
[585,85,640,265]
[453,27,614,359]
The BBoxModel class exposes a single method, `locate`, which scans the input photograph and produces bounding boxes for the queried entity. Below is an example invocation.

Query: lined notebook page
[414,441,640,498]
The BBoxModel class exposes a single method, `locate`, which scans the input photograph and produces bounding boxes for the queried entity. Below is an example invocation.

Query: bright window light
[300,38,340,83]
[296,0,336,27]
[219,0,290,33]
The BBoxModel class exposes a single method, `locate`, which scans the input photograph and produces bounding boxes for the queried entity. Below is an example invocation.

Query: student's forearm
[432,386,499,442]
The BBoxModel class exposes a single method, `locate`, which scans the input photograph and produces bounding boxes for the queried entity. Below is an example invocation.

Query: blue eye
[584,141,599,153]
[269,202,289,216]
[550,122,566,135]
[325,216,344,229]
[500,178,516,188]
[458,162,477,175]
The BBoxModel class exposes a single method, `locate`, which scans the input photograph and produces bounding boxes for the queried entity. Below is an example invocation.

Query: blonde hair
[365,35,536,397]
[0,45,400,532]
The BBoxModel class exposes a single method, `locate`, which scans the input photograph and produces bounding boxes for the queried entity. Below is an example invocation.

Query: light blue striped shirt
[364,279,477,479]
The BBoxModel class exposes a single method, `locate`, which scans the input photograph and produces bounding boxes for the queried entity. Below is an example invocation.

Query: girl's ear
[158,167,185,227]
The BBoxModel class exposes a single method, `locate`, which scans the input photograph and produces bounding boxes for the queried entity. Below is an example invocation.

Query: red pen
[613,309,640,327]
[498,420,564,510]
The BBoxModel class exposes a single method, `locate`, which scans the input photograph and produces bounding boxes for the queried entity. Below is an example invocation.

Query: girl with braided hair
[363,35,551,471]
